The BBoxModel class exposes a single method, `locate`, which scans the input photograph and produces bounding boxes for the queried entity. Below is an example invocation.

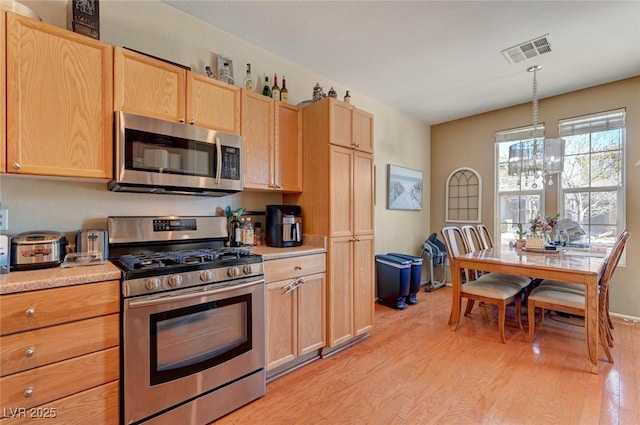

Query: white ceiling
[163,1,640,125]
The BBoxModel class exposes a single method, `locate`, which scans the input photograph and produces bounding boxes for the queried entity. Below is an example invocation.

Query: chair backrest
[599,230,631,298]
[477,224,494,249]
[441,226,475,282]
[461,225,483,252]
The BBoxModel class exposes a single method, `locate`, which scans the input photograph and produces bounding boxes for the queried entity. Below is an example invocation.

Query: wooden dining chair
[441,226,526,343]
[538,230,629,347]
[461,225,532,288]
[528,230,630,363]
[477,224,494,249]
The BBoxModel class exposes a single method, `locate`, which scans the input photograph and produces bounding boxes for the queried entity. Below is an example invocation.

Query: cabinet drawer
[0,347,119,410]
[0,281,119,336]
[0,380,119,425]
[1,314,119,377]
[264,253,326,283]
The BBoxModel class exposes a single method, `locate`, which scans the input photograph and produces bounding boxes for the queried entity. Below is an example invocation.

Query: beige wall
[0,0,430,257]
[431,76,640,318]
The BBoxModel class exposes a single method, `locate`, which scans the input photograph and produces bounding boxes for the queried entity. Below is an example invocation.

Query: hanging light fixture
[508,65,564,187]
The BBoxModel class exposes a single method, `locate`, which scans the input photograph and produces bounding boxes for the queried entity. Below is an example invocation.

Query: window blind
[559,108,626,137]
[495,125,545,142]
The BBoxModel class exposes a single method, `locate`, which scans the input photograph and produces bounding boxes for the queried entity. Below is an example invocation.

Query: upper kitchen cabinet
[5,12,113,179]
[1,12,6,174]
[326,98,374,154]
[187,73,240,134]
[241,90,301,192]
[114,47,241,134]
[114,47,185,123]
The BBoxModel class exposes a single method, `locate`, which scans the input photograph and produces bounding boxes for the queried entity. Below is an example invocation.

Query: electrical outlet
[0,209,8,231]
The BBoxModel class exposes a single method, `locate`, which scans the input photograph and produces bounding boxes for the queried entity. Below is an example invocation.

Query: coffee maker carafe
[266,205,302,248]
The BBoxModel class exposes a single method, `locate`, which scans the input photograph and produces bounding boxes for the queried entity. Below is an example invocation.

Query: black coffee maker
[265,205,302,248]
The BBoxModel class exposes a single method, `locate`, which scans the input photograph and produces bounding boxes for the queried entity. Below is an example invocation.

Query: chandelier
[508,65,564,187]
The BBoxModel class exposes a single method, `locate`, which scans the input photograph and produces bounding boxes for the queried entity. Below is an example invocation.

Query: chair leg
[515,294,523,330]
[599,316,614,363]
[528,303,536,342]
[464,299,475,316]
[537,308,545,327]
[498,301,507,344]
[606,291,614,330]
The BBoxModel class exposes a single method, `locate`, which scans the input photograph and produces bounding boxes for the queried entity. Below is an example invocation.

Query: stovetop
[117,247,255,272]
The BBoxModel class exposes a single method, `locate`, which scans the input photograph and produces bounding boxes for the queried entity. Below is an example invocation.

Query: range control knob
[168,275,183,287]
[200,270,214,282]
[227,267,240,278]
[243,265,254,275]
[145,278,161,291]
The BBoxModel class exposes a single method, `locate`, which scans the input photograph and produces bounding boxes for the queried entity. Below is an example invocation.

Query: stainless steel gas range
[108,216,266,425]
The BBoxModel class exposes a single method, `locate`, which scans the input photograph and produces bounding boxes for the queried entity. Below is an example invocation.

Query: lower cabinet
[0,281,119,424]
[265,253,326,377]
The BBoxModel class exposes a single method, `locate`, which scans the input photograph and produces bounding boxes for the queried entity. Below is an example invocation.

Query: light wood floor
[215,286,640,425]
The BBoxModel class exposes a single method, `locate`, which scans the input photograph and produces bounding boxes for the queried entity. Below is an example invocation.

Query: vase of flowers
[530,213,560,244]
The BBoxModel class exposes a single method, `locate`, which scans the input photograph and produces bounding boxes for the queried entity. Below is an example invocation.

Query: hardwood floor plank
[214,287,639,425]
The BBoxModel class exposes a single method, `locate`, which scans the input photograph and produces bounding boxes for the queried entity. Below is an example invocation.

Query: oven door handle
[127,279,265,309]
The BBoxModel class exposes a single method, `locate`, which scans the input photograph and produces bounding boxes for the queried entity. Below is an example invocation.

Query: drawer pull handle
[24,347,35,357]
[294,265,302,270]
[24,387,34,398]
[25,308,35,317]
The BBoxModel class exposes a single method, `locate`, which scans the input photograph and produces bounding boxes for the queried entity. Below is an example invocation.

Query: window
[559,109,625,248]
[495,125,545,248]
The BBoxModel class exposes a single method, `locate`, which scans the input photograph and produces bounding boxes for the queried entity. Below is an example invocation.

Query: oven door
[123,277,265,424]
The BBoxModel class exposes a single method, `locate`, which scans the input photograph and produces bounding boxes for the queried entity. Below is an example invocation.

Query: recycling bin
[375,254,411,309]
[387,253,423,304]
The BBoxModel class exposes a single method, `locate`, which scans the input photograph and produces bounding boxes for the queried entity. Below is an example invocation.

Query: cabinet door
[353,152,375,235]
[354,109,374,153]
[114,47,185,123]
[275,102,302,192]
[327,236,354,347]
[329,100,353,148]
[329,145,353,237]
[353,234,375,336]
[6,13,113,179]
[266,280,296,370]
[1,11,5,173]
[241,90,274,190]
[297,272,326,356]
[187,73,240,134]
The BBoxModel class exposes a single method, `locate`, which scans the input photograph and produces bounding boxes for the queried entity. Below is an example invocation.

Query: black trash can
[375,254,411,309]
[387,253,423,305]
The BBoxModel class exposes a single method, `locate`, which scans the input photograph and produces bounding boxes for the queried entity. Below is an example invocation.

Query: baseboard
[610,312,640,324]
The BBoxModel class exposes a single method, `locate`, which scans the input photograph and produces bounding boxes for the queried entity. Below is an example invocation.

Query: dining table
[449,246,607,374]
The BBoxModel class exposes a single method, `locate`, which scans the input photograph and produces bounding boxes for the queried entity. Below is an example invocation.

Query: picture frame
[387,164,423,210]
[216,55,234,84]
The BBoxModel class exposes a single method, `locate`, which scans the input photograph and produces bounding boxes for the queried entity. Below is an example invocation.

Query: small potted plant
[515,223,527,249]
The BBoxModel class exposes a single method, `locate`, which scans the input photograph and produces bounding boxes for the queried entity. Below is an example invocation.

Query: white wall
[2,0,431,256]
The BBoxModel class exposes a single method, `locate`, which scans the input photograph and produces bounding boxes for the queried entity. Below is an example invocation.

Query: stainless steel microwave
[109,112,243,196]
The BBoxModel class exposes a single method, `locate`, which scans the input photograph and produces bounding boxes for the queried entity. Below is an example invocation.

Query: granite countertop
[0,262,122,295]
[252,234,326,260]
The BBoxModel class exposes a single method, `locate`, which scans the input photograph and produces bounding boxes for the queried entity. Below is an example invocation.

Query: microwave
[109,112,243,196]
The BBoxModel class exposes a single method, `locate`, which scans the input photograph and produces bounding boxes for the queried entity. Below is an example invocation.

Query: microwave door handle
[215,137,222,184]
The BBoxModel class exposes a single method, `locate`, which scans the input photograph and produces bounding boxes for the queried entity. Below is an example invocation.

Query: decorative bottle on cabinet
[280,76,289,103]
[262,75,272,97]
[243,63,255,91]
[271,74,281,100]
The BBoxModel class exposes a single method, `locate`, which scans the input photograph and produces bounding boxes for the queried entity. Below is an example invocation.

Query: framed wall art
[387,164,423,211]
[445,167,482,223]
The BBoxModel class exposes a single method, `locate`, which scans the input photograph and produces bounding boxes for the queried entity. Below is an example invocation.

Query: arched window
[446,167,482,223]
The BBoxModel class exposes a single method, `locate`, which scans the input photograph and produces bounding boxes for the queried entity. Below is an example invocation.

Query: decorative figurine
[344,90,351,104]
[327,86,337,98]
[313,83,325,102]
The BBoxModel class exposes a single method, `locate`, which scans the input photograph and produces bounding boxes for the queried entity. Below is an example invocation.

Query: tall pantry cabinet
[285,98,375,353]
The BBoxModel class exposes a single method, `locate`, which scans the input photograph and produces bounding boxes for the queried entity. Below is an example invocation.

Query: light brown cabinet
[114,47,240,134]
[285,97,375,353]
[5,12,113,178]
[0,280,120,424]
[241,90,302,192]
[1,11,5,174]
[265,253,326,375]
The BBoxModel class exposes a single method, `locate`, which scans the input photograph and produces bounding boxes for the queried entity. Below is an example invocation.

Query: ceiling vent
[502,34,551,64]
